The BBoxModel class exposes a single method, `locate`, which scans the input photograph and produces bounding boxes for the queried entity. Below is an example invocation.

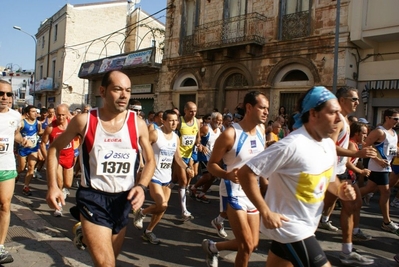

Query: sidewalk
[4,196,92,267]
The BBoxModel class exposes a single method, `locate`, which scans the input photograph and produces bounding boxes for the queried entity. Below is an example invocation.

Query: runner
[46,70,155,266]
[237,86,366,267]
[0,80,32,264]
[40,104,75,217]
[133,110,194,244]
[202,91,268,267]
[17,105,43,195]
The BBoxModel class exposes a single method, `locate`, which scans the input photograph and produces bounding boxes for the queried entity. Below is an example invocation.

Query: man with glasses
[319,86,375,265]
[0,80,32,264]
[360,108,399,234]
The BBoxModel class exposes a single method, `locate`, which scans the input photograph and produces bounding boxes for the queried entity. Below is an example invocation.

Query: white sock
[179,187,187,212]
[342,243,352,254]
[321,216,329,223]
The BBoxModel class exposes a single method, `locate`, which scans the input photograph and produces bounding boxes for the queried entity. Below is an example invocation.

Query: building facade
[157,0,399,123]
[78,5,165,113]
[33,0,128,109]
[1,66,33,107]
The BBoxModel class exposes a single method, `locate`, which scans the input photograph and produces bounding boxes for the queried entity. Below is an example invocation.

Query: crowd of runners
[0,71,398,266]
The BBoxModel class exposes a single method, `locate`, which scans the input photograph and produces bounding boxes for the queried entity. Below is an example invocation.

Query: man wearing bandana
[237,86,371,267]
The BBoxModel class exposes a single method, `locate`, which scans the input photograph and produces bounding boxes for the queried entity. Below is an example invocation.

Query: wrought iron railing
[181,12,267,53]
[281,10,310,40]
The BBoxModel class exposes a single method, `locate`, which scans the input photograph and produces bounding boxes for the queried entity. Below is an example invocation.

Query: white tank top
[368,126,398,172]
[203,124,221,161]
[152,128,178,184]
[220,124,265,197]
[80,109,139,193]
[0,109,21,171]
[336,113,350,175]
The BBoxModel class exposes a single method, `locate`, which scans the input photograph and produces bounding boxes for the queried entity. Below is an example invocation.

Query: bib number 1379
[101,161,130,174]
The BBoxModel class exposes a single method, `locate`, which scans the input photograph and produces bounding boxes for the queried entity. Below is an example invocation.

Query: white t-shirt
[0,108,21,171]
[246,126,337,243]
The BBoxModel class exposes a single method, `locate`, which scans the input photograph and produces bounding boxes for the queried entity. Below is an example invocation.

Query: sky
[0,0,167,71]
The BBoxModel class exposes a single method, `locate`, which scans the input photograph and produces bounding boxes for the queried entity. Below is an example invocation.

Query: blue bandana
[293,86,336,129]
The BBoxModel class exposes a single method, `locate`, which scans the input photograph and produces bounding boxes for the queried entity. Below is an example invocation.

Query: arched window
[225,73,248,87]
[181,78,197,87]
[282,70,309,81]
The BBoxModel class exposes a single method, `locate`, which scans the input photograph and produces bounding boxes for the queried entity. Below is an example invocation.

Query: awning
[367,80,399,90]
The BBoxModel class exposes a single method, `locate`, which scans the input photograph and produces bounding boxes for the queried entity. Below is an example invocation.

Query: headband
[293,86,336,129]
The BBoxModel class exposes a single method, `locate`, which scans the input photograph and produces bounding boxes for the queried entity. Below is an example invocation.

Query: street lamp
[13,26,37,106]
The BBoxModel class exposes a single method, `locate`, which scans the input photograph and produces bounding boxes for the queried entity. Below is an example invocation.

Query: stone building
[33,0,128,109]
[157,0,399,124]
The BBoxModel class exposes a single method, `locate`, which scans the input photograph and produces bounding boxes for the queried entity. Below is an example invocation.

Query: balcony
[187,12,267,54]
[29,78,58,95]
[281,11,310,40]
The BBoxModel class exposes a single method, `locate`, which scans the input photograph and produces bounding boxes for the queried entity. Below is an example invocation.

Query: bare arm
[174,136,194,178]
[46,114,86,209]
[40,126,52,159]
[207,127,238,182]
[128,118,156,211]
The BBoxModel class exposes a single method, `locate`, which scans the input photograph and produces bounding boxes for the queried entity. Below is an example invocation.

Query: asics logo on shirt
[104,150,130,160]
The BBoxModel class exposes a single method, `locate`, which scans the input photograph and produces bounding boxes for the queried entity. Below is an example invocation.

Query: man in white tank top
[319,87,376,265]
[202,91,268,267]
[133,110,193,244]
[0,80,32,264]
[46,70,156,266]
[360,108,399,234]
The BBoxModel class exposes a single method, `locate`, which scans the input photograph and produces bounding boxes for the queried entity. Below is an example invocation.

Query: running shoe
[22,186,32,196]
[339,251,374,265]
[62,188,70,200]
[73,222,86,250]
[390,198,399,208]
[381,221,399,235]
[34,170,44,181]
[142,231,160,245]
[0,247,13,264]
[53,202,63,217]
[211,219,227,238]
[196,194,210,204]
[352,229,372,241]
[182,210,194,222]
[133,208,146,229]
[319,221,338,231]
[202,239,218,267]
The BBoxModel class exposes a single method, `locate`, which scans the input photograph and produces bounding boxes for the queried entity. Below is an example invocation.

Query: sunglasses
[390,117,399,121]
[0,91,13,97]
[346,97,359,102]
[133,109,142,112]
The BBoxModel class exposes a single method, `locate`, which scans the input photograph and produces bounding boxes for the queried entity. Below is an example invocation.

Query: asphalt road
[13,171,399,267]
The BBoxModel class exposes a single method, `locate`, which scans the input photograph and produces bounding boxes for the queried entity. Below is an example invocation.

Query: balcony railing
[186,12,267,53]
[281,10,310,40]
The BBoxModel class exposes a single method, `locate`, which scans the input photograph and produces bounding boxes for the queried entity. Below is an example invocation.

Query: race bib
[389,147,397,156]
[0,137,10,153]
[96,148,137,176]
[26,135,38,147]
[182,135,195,146]
[158,149,175,170]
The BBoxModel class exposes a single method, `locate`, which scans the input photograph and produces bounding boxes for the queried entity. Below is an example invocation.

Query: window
[225,73,248,88]
[279,0,311,40]
[54,24,58,42]
[180,0,199,55]
[39,65,43,79]
[42,36,45,49]
[52,60,56,80]
[223,0,247,42]
[282,70,309,81]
